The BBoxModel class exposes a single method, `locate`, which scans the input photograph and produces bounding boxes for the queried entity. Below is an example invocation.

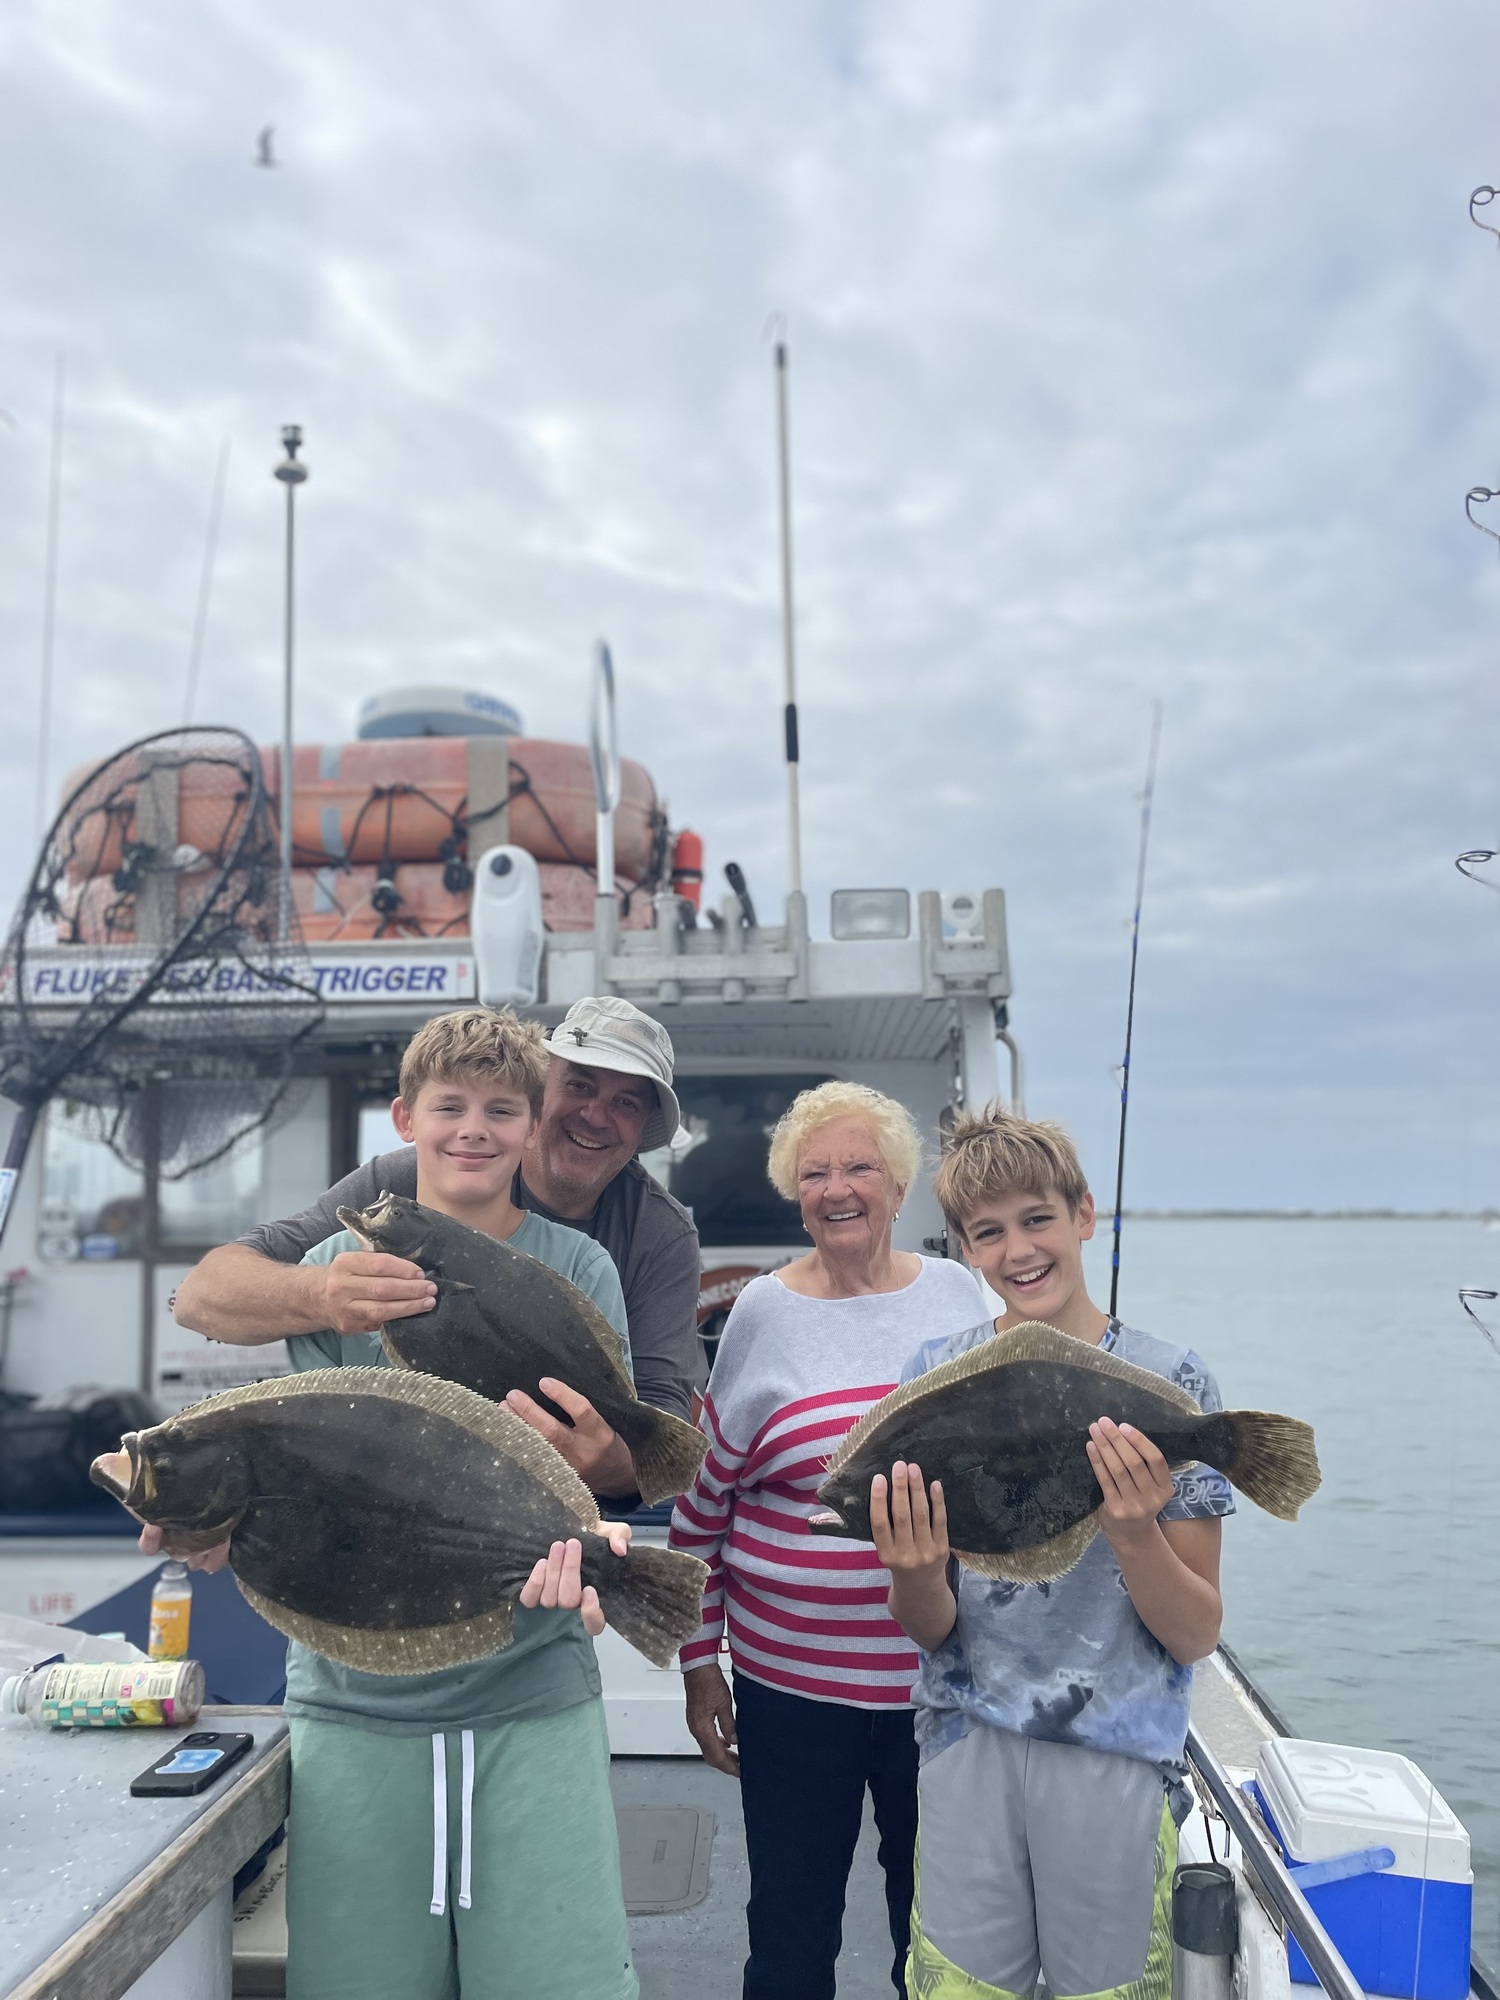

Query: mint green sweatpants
[286,1702,637,2000]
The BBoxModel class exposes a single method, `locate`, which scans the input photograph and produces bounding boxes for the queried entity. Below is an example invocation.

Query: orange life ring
[56,738,663,884]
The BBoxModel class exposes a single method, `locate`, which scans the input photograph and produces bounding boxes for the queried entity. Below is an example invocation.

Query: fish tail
[1203,1410,1322,1520]
[622,1409,710,1507]
[593,1542,708,1669]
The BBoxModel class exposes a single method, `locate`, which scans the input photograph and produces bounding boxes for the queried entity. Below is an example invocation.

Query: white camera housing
[471,845,544,1008]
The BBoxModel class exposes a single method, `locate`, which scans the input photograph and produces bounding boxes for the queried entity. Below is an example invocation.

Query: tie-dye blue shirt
[904,1318,1233,1795]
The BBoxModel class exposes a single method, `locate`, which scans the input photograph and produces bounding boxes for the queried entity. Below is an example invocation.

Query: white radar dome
[356,686,524,741]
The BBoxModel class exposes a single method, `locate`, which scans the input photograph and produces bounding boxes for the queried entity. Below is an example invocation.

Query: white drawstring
[459,1730,475,1911]
[431,1731,477,1916]
[430,1734,448,1916]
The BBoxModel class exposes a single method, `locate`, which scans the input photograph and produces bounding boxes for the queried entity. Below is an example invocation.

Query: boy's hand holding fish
[1086,1416,1175,1542]
[517,1521,633,1637]
[870,1461,958,1655]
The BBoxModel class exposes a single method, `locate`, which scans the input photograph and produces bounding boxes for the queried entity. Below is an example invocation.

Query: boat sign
[306,954,475,1002]
[6,951,476,1006]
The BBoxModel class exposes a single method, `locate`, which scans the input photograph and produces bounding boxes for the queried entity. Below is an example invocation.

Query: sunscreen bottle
[149,1562,193,1660]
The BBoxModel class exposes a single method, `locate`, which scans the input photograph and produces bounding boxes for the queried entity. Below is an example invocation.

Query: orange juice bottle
[148,1562,193,1660]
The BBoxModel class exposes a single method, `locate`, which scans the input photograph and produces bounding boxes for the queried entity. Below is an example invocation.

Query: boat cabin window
[36,1101,261,1261]
[638,1074,835,1247]
[158,1144,261,1252]
[358,1100,404,1163]
[38,1102,144,1261]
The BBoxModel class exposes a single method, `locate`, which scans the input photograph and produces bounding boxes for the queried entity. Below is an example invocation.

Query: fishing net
[0,727,323,1194]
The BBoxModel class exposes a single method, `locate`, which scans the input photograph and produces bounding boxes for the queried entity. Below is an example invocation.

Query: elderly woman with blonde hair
[669,1081,983,2000]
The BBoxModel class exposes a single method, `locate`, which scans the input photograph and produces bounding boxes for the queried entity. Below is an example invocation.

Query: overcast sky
[2,2,1498,1208]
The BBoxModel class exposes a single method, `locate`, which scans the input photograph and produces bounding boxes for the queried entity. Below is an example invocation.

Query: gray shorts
[907,1728,1175,1999]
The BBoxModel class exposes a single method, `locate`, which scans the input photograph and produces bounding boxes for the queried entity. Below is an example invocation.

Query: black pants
[734,1670,919,2000]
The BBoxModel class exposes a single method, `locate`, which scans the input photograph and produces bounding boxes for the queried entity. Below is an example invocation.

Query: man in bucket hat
[169,997,700,1500]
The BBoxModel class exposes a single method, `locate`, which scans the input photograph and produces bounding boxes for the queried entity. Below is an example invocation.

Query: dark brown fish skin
[338,1193,706,1505]
[89,1368,707,1669]
[813,1321,1320,1565]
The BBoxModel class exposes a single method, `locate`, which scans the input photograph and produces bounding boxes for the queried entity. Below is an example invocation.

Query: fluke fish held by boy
[91,1367,707,1671]
[337,1192,707,1506]
[809,1318,1320,1581]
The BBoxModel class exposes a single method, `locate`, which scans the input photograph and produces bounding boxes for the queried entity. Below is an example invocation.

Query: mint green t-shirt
[282,1210,629,1734]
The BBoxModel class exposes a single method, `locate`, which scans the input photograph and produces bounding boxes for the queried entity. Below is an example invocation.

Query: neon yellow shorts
[286,1702,636,2000]
[906,1729,1176,2000]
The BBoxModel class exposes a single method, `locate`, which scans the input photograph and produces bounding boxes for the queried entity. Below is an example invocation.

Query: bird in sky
[255,125,278,169]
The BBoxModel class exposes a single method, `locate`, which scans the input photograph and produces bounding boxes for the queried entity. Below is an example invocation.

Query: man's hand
[1088,1418,1175,1553]
[518,1521,632,1636]
[319,1251,436,1336]
[871,1461,957,1653]
[136,1523,231,1574]
[682,1662,739,1778]
[504,1378,635,1498]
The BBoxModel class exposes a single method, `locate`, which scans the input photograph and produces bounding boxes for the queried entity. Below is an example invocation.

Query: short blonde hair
[934,1104,1089,1229]
[398,1008,548,1116]
[766,1081,923,1201]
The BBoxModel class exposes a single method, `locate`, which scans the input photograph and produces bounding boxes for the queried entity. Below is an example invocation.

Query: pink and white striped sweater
[669,1259,985,1707]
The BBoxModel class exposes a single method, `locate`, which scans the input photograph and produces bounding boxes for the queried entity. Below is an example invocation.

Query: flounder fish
[337,1193,707,1507]
[89,1367,707,1673]
[809,1319,1321,1583]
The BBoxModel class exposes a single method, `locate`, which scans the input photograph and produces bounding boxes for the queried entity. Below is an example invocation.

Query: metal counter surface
[0,1706,288,2000]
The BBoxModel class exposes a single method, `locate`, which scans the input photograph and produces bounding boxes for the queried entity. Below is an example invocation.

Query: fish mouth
[806,1509,848,1536]
[337,1190,404,1246]
[90,1434,143,1506]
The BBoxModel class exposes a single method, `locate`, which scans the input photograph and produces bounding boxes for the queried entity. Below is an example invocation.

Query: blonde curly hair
[766,1081,923,1201]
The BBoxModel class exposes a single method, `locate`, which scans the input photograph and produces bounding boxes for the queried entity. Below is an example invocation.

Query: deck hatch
[616,1804,715,1916]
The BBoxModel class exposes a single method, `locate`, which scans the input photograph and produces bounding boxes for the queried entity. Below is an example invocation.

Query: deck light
[830,889,910,941]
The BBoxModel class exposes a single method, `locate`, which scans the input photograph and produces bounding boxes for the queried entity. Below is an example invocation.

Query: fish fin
[378,1329,413,1371]
[592,1543,708,1669]
[237,1577,516,1675]
[1210,1411,1322,1520]
[200,1366,601,1529]
[953,1510,1099,1583]
[626,1410,710,1506]
[824,1319,1200,1480]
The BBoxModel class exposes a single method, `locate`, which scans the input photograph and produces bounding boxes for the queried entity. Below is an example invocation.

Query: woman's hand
[1088,1418,1174,1553]
[682,1662,739,1777]
[871,1462,958,1653]
[518,1521,631,1636]
[136,1523,231,1574]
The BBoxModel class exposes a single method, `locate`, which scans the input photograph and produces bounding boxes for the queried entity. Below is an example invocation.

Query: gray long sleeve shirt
[237,1148,701,1421]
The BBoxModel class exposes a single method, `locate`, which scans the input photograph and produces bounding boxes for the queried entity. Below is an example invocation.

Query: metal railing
[1185,1722,1367,2000]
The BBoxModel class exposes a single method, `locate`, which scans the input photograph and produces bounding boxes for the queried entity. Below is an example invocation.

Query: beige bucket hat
[541,995,683,1152]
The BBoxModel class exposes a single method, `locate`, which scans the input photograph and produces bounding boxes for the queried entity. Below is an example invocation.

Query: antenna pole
[273,426,309,943]
[773,333,803,897]
[35,353,66,843]
[1109,702,1163,1321]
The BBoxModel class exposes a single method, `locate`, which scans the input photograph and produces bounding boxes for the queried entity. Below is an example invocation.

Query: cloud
[1,0,1497,1206]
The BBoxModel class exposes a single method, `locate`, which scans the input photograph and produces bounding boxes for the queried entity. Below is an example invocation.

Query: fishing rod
[1108,702,1164,1322]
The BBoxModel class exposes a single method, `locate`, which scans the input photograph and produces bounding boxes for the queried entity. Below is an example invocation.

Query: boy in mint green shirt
[259,1009,640,2000]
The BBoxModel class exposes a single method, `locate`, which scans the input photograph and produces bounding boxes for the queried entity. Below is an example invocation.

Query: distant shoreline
[1110,1209,1499,1222]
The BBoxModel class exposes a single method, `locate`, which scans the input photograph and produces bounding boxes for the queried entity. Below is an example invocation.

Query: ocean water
[1078,1217,1500,1967]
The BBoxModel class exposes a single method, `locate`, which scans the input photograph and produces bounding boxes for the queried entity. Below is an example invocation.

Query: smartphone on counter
[130,1731,254,1798]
